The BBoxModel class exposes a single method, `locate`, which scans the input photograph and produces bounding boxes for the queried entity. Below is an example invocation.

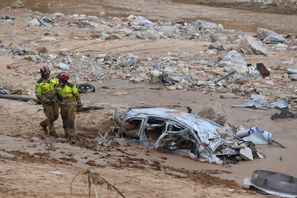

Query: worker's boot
[48,125,58,138]
[40,121,48,134]
[65,128,75,140]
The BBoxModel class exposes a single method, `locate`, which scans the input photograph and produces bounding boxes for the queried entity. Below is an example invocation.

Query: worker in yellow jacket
[56,71,82,138]
[35,66,59,136]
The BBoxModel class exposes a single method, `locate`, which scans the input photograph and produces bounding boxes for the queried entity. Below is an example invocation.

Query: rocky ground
[0,0,297,197]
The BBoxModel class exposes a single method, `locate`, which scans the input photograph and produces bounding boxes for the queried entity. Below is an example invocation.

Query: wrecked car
[113,107,260,164]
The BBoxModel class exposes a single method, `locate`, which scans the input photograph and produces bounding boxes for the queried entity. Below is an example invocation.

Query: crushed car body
[113,107,260,164]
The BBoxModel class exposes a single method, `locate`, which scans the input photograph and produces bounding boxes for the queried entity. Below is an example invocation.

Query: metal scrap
[113,107,264,164]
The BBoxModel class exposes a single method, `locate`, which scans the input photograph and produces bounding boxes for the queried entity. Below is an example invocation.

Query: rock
[86,159,107,167]
[240,35,267,55]
[257,28,285,44]
[220,93,238,99]
[129,76,145,83]
[128,15,154,29]
[192,60,209,65]
[209,42,224,51]
[118,53,138,67]
[90,31,101,39]
[263,33,285,44]
[149,70,162,83]
[219,50,248,73]
[53,12,64,18]
[240,147,253,161]
[210,33,228,43]
[198,107,227,126]
[39,36,57,42]
[30,55,42,62]
[272,43,288,51]
[13,46,28,55]
[114,138,129,146]
[194,20,224,31]
[36,47,48,54]
[0,151,14,159]
[28,18,41,27]
[136,29,165,39]
[256,63,270,78]
[289,74,297,81]
[79,20,99,28]
[7,63,20,69]
[256,28,275,40]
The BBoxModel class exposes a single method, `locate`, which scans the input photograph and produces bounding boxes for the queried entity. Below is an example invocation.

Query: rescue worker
[56,71,82,138]
[35,65,59,136]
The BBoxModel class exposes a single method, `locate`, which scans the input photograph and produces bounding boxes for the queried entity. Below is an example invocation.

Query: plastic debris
[271,108,296,120]
[233,98,288,110]
[50,170,63,177]
[237,126,272,145]
[57,63,69,70]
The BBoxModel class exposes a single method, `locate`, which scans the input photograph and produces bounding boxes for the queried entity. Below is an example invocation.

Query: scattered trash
[243,170,297,197]
[271,108,296,120]
[50,170,63,177]
[57,63,69,70]
[77,83,96,94]
[214,70,236,84]
[76,105,104,113]
[1,16,15,23]
[113,107,262,164]
[233,98,288,110]
[39,16,53,25]
[237,126,272,145]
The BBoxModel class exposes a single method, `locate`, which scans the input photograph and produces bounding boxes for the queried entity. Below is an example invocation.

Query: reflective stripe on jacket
[35,78,58,96]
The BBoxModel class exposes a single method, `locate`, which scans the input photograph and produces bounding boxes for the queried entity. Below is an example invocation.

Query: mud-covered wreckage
[113,107,260,164]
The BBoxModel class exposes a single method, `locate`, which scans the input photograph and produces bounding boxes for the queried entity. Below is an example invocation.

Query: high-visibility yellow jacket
[56,82,80,105]
[35,78,58,103]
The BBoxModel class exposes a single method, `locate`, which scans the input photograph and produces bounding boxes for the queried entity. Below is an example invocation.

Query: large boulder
[219,50,248,73]
[263,33,285,44]
[256,28,285,44]
[240,35,267,56]
[257,28,275,40]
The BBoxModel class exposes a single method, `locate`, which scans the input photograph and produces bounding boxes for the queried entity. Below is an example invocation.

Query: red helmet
[58,71,69,82]
[40,65,50,74]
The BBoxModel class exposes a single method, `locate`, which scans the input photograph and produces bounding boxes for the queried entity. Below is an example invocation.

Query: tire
[77,83,96,94]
